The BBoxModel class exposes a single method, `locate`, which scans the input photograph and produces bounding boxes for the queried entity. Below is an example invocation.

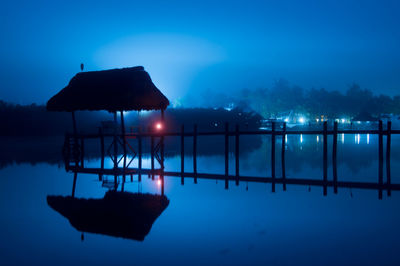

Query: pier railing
[64,120,398,199]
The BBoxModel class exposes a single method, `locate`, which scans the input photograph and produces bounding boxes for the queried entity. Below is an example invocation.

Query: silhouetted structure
[47,191,169,241]
[46,66,169,176]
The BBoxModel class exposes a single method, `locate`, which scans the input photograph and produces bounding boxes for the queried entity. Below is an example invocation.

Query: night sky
[1,0,399,105]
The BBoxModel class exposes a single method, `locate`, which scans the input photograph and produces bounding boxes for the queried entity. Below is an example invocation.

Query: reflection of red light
[155,122,162,130]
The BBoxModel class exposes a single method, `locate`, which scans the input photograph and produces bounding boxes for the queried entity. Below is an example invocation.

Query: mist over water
[1,134,400,265]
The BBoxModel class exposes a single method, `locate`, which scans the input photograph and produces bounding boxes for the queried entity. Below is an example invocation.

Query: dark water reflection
[1,135,400,265]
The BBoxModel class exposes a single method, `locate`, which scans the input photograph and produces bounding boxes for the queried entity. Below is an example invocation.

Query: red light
[155,122,163,130]
[157,179,162,186]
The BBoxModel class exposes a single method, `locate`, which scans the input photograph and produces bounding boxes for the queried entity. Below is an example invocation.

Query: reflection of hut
[47,191,169,241]
[46,66,169,134]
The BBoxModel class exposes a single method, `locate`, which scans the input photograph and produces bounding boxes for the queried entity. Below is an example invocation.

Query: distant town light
[157,179,162,186]
[284,118,289,122]
[299,117,305,124]
[341,118,346,123]
[316,118,319,122]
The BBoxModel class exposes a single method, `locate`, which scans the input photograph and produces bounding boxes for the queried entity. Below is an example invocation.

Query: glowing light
[316,118,319,122]
[157,179,162,186]
[316,135,319,142]
[300,134,303,143]
[284,118,289,122]
[299,117,305,124]
[367,134,370,144]
[155,122,163,130]
[341,118,346,123]
[357,134,360,144]
[285,135,288,143]
[341,133,344,144]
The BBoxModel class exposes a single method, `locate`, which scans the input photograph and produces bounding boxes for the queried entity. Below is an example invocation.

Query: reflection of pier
[66,119,400,199]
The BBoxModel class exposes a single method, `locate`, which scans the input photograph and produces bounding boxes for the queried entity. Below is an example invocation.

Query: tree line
[199,80,400,119]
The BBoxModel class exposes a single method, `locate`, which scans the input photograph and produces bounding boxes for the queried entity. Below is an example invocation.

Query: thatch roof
[47,191,169,241]
[47,66,169,112]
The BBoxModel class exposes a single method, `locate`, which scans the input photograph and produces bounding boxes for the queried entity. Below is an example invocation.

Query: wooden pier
[64,120,399,199]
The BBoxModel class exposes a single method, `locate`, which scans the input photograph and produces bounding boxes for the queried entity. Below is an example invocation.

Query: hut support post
[120,111,127,177]
[161,109,165,170]
[113,112,118,169]
[379,120,383,199]
[323,121,328,196]
[386,121,392,196]
[151,133,155,180]
[282,122,286,191]
[225,122,229,189]
[99,127,104,181]
[193,124,198,184]
[333,121,338,194]
[271,122,275,192]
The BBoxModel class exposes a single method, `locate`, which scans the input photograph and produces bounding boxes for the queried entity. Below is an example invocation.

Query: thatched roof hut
[46,66,169,136]
[47,66,169,112]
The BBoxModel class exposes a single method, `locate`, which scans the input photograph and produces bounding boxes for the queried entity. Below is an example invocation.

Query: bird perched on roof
[80,63,84,71]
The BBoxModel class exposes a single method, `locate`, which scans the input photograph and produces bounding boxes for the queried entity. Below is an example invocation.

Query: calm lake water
[1,133,400,265]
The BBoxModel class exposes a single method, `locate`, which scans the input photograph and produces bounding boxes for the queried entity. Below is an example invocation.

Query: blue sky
[1,0,399,104]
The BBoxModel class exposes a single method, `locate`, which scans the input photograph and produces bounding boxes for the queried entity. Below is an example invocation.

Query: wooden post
[138,127,142,181]
[113,112,118,169]
[235,124,239,186]
[379,120,383,199]
[151,134,155,180]
[386,121,392,196]
[161,109,165,170]
[181,124,184,185]
[161,174,164,196]
[193,124,198,184]
[225,122,229,189]
[282,122,286,191]
[120,111,127,174]
[99,127,104,181]
[271,121,275,192]
[333,121,338,194]
[323,121,327,196]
